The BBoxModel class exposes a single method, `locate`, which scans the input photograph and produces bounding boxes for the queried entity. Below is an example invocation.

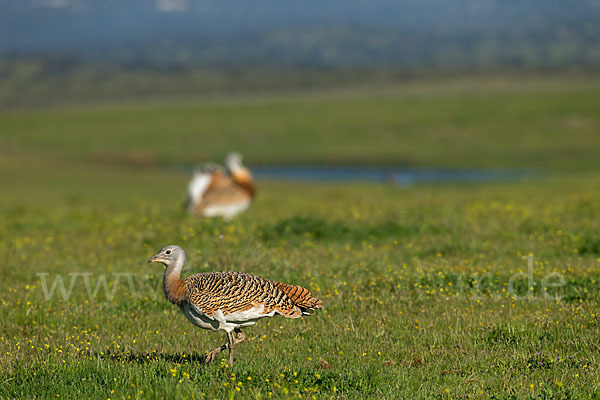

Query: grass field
[1,78,600,399]
[3,76,600,170]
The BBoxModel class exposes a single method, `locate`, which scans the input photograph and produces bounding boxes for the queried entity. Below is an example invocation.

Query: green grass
[2,76,600,170]
[1,80,600,398]
[1,172,600,399]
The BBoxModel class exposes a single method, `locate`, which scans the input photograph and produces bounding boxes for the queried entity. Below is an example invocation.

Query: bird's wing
[201,184,250,205]
[186,171,212,204]
[271,281,323,315]
[206,168,235,191]
[230,167,255,197]
[187,166,251,215]
[187,163,231,202]
[188,183,251,217]
[184,272,303,321]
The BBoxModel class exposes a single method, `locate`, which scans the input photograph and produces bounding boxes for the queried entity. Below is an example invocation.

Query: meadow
[1,77,600,399]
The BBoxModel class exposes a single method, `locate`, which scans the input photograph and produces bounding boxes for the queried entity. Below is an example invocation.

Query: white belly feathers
[202,200,251,219]
[181,303,277,333]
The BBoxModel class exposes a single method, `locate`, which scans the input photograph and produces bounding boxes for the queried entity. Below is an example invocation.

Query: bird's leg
[203,329,244,365]
[234,328,245,345]
[227,330,235,366]
[204,342,228,364]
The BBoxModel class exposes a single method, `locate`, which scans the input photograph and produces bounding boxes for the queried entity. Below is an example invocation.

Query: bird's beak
[148,254,162,263]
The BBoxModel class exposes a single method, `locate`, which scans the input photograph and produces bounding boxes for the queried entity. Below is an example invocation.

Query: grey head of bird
[225,152,243,172]
[147,245,186,269]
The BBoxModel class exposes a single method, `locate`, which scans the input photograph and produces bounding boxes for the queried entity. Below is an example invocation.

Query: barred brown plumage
[148,245,323,366]
[272,282,323,314]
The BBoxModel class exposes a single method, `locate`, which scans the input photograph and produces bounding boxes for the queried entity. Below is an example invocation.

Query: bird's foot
[234,331,245,345]
[204,344,227,364]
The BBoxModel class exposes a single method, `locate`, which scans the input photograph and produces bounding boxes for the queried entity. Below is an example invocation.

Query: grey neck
[164,251,186,278]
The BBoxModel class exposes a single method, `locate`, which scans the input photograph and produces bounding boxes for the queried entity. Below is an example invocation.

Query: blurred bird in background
[186,152,255,219]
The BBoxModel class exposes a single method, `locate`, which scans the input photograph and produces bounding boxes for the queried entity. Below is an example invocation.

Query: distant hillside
[1,0,600,69]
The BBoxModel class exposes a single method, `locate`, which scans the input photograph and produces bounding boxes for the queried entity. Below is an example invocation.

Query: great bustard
[186,153,255,219]
[148,245,323,365]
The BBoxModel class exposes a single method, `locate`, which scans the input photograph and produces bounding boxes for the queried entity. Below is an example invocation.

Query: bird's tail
[273,282,323,315]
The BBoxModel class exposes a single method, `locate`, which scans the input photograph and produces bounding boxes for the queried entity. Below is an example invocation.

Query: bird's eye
[165,250,172,255]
